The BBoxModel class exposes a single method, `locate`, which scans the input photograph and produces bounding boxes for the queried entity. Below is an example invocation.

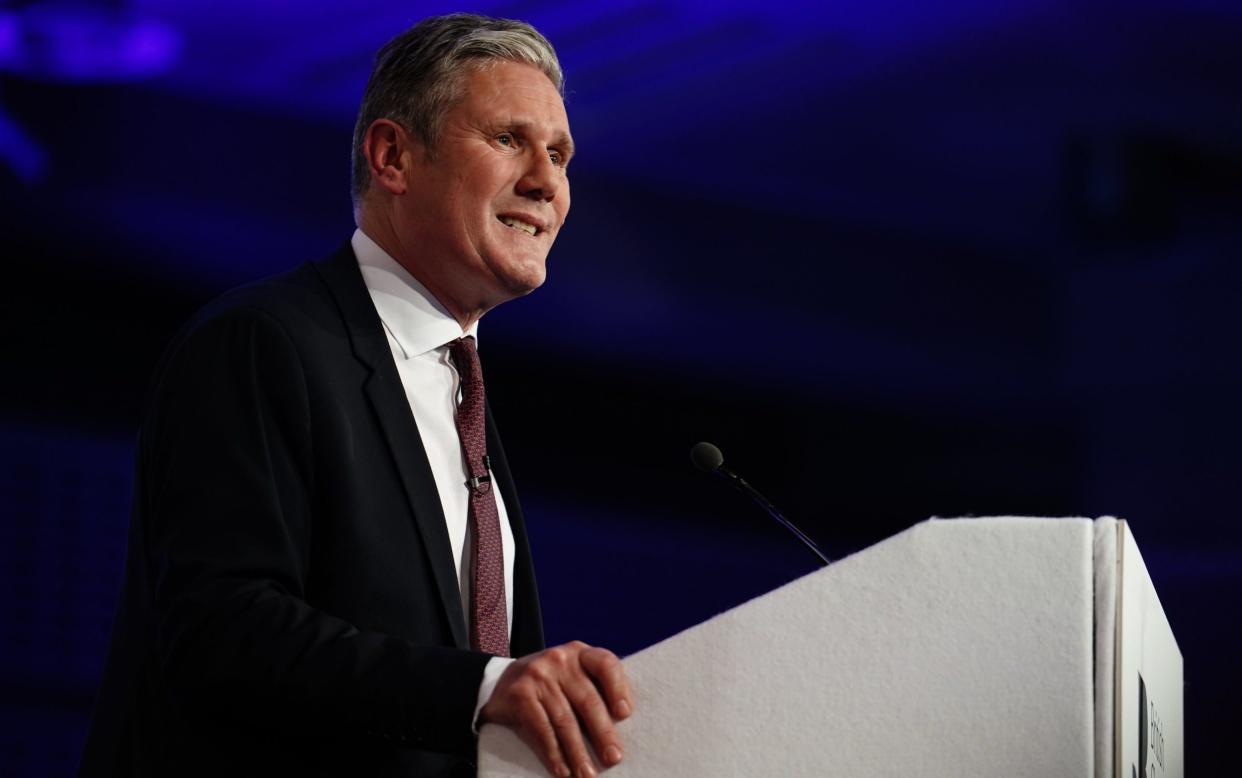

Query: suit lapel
[486,404,545,654]
[313,243,470,650]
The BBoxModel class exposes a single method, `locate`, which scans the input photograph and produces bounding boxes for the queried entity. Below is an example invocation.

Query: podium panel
[479,517,1182,778]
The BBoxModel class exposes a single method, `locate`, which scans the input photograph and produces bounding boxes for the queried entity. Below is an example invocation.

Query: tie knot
[449,335,477,357]
[449,336,481,382]
[449,336,486,424]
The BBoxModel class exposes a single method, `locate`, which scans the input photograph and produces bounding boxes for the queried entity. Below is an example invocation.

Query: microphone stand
[710,464,832,567]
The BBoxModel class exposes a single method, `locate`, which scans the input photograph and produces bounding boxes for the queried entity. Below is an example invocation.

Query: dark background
[2,0,1239,773]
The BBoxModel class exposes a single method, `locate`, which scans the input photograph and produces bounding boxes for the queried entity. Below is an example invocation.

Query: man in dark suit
[79,14,632,778]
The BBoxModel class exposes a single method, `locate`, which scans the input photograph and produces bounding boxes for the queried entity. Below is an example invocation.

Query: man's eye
[548,150,563,166]
[497,133,515,147]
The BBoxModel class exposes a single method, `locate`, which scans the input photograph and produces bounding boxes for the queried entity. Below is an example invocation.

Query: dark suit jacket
[78,243,544,778]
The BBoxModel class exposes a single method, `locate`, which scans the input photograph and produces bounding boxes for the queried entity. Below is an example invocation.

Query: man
[79,14,631,778]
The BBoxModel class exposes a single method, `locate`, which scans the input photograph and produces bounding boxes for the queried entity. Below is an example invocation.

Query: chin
[502,272,546,298]
[491,258,548,298]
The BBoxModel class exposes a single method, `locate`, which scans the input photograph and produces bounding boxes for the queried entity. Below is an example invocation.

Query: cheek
[478,160,517,196]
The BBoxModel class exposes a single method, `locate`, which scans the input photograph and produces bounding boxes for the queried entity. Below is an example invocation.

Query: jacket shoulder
[145,244,363,402]
[189,255,340,335]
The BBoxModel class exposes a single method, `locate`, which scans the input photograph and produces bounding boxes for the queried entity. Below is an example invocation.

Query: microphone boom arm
[713,464,832,567]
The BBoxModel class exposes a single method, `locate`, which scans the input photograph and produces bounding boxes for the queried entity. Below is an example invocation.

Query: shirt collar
[352,227,477,359]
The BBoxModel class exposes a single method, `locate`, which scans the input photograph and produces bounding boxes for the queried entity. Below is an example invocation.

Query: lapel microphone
[690,441,831,567]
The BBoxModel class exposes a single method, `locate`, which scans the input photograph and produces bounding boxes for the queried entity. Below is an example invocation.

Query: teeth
[499,216,538,236]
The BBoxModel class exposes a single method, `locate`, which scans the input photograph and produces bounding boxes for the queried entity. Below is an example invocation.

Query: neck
[356,206,487,332]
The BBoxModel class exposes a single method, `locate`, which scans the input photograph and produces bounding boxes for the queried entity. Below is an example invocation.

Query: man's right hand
[479,641,633,778]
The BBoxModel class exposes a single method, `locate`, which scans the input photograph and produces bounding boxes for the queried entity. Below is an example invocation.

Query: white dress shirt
[352,228,516,725]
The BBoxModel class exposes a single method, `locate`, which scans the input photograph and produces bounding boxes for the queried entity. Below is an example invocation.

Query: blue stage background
[2,0,1240,773]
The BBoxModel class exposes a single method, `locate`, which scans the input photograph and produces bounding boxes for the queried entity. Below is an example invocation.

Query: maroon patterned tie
[448,336,509,657]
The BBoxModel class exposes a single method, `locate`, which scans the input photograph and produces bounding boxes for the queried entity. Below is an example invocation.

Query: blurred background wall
[1,0,1239,773]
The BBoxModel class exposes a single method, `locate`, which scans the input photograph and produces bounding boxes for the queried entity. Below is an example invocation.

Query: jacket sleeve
[138,303,489,755]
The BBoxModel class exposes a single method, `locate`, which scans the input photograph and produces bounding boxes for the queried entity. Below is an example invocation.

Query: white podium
[479,517,1182,778]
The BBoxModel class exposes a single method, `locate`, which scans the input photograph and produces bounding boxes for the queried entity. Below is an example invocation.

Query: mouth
[497,214,543,237]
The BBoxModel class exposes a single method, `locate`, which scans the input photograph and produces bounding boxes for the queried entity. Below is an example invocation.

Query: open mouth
[497,215,540,236]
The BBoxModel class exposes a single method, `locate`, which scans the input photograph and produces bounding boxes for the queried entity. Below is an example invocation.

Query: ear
[362,119,416,195]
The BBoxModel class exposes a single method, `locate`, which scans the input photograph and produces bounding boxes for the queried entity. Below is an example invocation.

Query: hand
[479,640,633,778]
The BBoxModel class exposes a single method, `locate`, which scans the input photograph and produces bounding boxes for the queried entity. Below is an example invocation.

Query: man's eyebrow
[497,119,575,157]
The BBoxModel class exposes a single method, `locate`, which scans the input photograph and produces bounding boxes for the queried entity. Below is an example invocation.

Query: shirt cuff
[473,656,517,734]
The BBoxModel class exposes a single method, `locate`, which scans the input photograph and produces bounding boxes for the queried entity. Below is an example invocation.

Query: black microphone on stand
[690,441,831,567]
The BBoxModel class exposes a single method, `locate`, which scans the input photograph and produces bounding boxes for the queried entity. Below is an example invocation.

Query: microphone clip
[467,455,493,496]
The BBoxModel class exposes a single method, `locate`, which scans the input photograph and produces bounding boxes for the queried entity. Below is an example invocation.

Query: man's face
[399,60,573,312]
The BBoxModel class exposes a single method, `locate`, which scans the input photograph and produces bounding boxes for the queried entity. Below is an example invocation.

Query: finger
[565,676,623,768]
[581,647,633,720]
[544,685,596,778]
[517,695,571,778]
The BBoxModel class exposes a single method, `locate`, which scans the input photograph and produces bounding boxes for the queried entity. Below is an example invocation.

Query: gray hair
[350,13,564,203]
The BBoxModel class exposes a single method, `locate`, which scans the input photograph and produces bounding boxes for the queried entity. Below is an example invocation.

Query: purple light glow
[0,14,18,63]
[0,3,181,82]
[0,107,47,182]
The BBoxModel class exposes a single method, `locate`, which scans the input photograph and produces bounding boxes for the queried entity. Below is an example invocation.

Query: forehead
[453,59,570,131]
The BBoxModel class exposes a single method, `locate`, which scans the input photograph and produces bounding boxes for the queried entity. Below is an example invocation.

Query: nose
[517,149,563,203]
